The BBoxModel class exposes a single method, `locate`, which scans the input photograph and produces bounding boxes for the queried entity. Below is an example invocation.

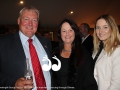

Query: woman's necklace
[63,49,72,52]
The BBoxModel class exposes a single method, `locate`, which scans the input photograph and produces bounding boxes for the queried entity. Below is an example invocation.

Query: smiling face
[61,22,75,44]
[95,18,111,41]
[18,10,38,38]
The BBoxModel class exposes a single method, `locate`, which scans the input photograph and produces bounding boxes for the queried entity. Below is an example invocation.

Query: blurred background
[0,0,120,41]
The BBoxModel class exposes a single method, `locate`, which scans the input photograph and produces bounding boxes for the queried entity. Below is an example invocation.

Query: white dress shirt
[19,31,51,90]
[82,34,90,43]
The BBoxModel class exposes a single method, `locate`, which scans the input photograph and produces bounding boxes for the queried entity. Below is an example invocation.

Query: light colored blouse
[93,46,120,90]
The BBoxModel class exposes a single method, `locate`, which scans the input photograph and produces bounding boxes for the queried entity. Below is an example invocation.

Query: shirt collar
[82,34,90,43]
[84,34,90,40]
[19,31,35,44]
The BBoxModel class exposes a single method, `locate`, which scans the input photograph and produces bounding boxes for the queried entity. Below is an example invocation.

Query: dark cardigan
[51,46,98,90]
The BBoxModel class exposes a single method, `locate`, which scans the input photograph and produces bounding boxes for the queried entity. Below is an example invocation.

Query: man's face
[18,10,38,38]
[79,24,88,37]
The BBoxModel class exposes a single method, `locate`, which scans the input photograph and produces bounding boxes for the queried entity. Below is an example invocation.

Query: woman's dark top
[51,46,98,90]
[58,56,69,87]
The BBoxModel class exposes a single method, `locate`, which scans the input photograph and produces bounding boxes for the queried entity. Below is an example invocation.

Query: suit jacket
[0,31,52,88]
[82,35,93,55]
[93,46,120,90]
[51,46,98,90]
[51,41,58,50]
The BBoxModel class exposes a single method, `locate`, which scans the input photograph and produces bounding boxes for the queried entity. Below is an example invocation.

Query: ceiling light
[70,11,73,14]
[20,1,24,4]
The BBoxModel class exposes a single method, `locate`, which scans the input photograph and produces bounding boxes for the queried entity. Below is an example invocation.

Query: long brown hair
[58,19,84,67]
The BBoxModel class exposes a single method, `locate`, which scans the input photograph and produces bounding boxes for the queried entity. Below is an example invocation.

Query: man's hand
[14,77,34,90]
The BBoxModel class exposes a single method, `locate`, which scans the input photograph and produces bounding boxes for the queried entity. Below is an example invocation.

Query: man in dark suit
[0,6,51,90]
[79,23,93,55]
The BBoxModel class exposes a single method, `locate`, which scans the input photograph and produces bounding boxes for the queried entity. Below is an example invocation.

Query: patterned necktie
[28,39,46,90]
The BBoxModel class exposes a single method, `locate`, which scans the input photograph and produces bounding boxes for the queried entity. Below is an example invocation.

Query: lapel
[82,35,90,44]
[14,32,26,62]
[36,35,52,76]
[94,49,106,81]
[95,49,106,64]
[36,35,50,58]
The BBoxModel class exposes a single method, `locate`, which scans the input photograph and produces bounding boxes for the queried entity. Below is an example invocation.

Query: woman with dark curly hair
[51,19,98,90]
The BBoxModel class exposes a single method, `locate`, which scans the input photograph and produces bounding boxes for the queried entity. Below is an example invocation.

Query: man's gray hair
[19,6,40,19]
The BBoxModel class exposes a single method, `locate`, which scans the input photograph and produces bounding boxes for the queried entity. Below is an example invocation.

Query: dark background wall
[0,0,120,27]
[0,0,120,41]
